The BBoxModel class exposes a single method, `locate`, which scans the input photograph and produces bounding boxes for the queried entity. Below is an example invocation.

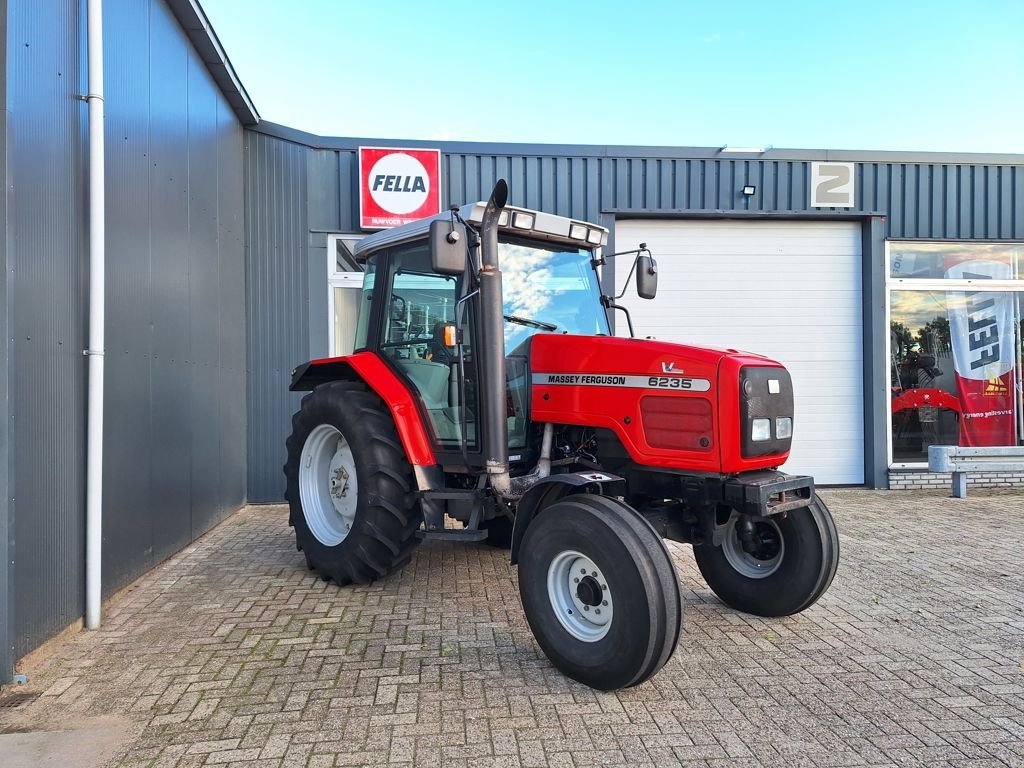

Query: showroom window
[888,242,1024,465]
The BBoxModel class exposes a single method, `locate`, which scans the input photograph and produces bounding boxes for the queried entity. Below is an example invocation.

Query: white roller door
[614,219,864,484]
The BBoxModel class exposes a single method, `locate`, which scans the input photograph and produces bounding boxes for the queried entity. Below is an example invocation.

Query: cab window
[379,242,476,449]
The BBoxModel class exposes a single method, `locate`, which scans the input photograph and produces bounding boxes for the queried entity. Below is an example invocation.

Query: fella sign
[359,146,442,229]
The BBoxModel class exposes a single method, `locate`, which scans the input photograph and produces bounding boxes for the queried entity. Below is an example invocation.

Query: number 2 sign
[810,162,855,208]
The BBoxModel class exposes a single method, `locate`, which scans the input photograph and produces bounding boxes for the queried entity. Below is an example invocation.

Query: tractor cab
[348,203,615,466]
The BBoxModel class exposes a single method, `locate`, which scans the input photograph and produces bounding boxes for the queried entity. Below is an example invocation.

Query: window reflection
[891,291,1023,461]
[890,242,1024,280]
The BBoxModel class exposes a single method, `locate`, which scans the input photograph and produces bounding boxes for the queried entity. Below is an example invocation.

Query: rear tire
[517,494,682,690]
[284,381,421,585]
[693,494,839,617]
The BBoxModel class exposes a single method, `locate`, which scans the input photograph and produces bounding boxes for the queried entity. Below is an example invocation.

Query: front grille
[641,395,714,451]
[740,366,794,458]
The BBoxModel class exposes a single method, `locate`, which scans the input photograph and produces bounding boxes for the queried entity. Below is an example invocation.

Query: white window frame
[885,240,1024,469]
[327,234,365,357]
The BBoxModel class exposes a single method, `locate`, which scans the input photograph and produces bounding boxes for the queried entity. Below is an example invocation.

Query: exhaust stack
[478,180,512,497]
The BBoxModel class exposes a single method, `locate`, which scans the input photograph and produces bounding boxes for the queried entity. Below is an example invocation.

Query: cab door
[372,240,481,461]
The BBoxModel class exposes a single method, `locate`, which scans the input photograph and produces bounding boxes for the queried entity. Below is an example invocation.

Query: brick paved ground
[2,489,1023,767]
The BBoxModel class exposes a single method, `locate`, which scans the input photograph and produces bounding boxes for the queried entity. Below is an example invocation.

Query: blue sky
[202,0,1024,153]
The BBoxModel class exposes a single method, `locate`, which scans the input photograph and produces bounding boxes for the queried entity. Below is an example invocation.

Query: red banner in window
[944,255,1017,446]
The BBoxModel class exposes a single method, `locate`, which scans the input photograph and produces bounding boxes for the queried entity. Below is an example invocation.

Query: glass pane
[353,258,377,352]
[379,242,473,449]
[890,290,1023,462]
[332,287,361,357]
[500,238,609,352]
[890,241,1024,280]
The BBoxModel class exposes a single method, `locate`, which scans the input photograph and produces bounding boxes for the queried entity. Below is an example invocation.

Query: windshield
[499,237,609,351]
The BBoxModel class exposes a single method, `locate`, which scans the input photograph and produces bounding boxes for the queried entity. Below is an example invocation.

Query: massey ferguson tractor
[285,180,839,690]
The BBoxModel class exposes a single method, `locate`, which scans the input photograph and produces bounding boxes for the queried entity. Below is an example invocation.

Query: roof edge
[250,120,1024,166]
[166,0,259,126]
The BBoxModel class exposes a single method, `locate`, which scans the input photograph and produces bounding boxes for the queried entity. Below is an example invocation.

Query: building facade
[244,122,1024,502]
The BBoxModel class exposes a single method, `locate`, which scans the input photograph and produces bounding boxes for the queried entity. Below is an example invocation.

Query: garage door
[614,220,864,484]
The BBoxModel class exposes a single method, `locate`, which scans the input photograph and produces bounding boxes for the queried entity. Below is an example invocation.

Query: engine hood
[526,333,775,378]
[527,333,790,474]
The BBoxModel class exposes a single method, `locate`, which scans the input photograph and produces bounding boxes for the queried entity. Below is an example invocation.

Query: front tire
[284,381,421,585]
[517,494,682,690]
[693,494,839,617]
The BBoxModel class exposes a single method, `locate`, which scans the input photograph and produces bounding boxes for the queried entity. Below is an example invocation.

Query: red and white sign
[945,255,1017,446]
[359,146,441,230]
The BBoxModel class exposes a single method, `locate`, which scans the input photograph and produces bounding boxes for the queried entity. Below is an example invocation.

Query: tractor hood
[527,333,790,475]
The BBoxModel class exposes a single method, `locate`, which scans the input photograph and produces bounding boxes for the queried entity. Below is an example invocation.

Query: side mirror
[429,219,467,276]
[636,252,658,299]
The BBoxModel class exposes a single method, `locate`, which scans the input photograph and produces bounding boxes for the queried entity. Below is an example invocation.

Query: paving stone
[1,490,1022,766]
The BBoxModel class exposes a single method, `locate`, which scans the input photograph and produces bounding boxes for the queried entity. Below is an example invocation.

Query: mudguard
[290,353,436,467]
[509,471,624,565]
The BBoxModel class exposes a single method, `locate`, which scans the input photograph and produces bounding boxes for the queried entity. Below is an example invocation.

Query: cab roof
[352,202,608,261]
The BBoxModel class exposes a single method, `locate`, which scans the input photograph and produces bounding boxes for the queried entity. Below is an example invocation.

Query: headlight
[512,212,534,229]
[751,418,772,442]
[740,366,795,458]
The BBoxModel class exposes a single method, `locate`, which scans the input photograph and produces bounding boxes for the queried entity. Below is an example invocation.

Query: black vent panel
[740,366,794,458]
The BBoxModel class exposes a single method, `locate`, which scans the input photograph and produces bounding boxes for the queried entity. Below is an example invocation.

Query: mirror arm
[601,295,635,338]
[610,243,650,300]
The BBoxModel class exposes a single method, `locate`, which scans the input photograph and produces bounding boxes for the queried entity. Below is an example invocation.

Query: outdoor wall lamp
[741,185,756,196]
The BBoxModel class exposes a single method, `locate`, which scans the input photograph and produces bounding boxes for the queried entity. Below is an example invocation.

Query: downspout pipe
[84,0,105,630]
[477,180,511,497]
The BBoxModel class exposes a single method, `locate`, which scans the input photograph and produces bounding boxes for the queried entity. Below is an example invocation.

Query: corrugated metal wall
[0,0,14,684]
[244,131,308,503]
[243,127,1024,502]
[7,0,246,661]
[8,0,89,660]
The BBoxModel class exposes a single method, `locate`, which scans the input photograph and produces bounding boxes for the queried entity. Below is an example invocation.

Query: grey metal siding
[0,0,13,683]
[7,0,247,661]
[243,123,1024,501]
[255,124,1024,240]
[101,0,247,594]
[8,0,88,659]
[244,131,308,503]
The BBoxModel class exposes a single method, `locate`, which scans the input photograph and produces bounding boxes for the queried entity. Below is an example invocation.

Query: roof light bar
[353,202,611,261]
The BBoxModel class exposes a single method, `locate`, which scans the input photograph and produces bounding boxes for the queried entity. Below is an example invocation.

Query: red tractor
[285,180,839,690]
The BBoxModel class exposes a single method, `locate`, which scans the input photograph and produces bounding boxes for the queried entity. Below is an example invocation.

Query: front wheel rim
[722,515,784,579]
[299,424,358,546]
[546,550,614,642]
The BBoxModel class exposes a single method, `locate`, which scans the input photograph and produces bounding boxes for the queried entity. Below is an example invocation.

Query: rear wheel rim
[299,424,358,546]
[546,550,614,642]
[722,516,784,579]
